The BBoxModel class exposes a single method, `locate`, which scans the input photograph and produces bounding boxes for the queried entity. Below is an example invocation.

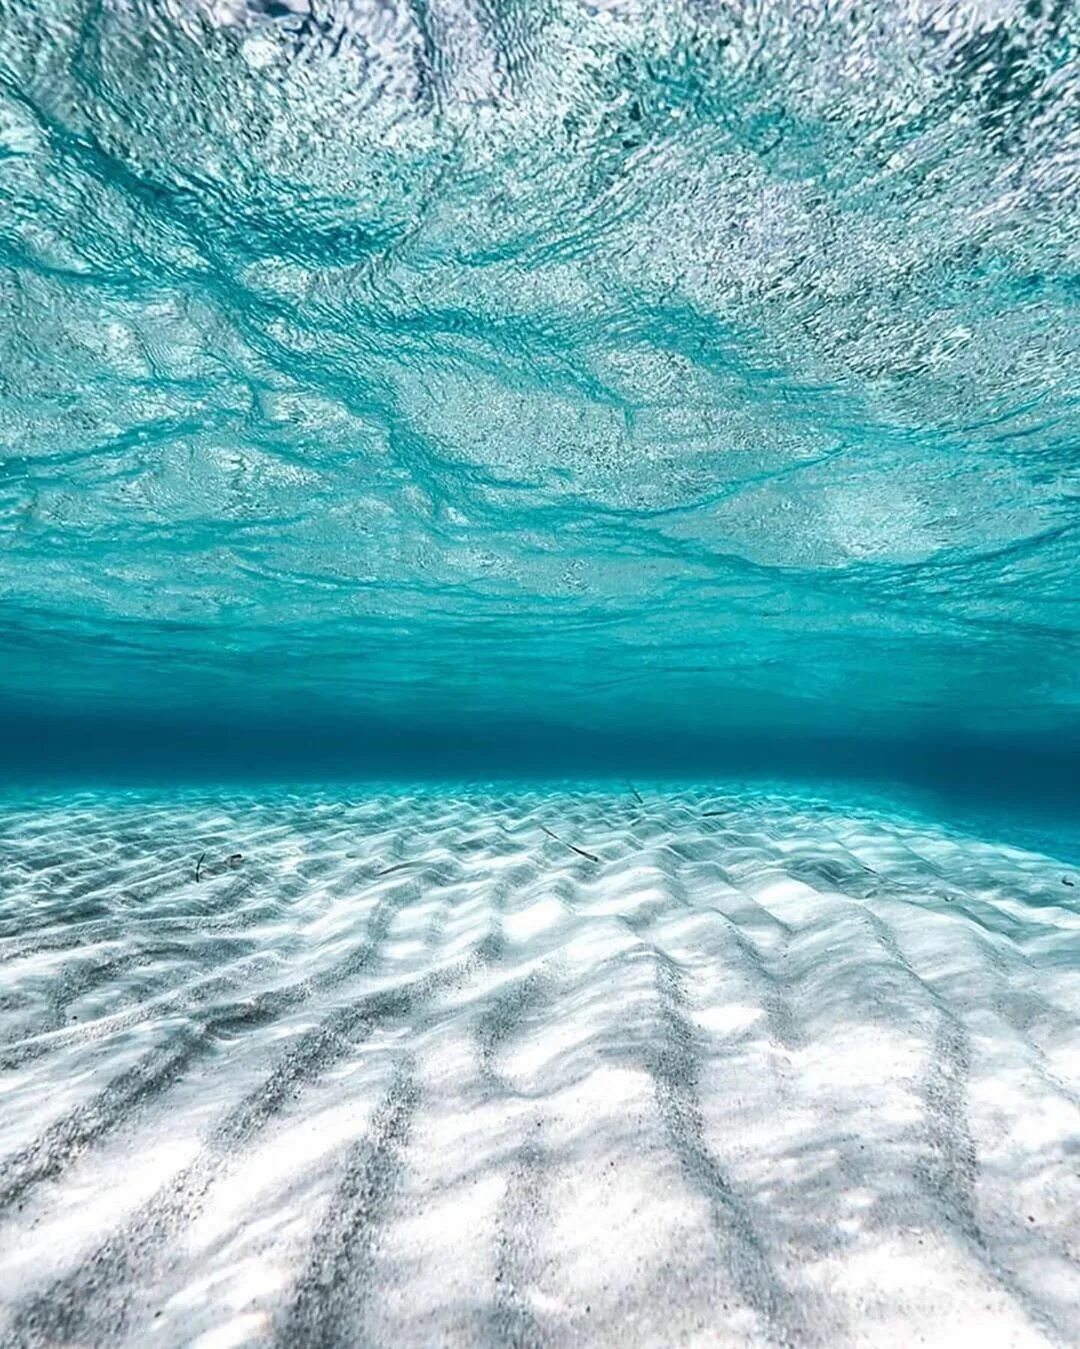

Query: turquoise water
[2,13,1080,1326]
[0,0,1078,799]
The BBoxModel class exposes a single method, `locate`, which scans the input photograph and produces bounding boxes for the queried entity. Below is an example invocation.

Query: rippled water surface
[1,0,1078,774]
[3,10,1080,1340]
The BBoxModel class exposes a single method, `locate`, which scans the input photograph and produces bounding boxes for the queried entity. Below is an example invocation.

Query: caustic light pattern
[0,788,1078,1346]
[3,6,1080,1347]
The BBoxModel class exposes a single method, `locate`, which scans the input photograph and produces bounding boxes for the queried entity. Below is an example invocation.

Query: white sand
[0,785,1077,1347]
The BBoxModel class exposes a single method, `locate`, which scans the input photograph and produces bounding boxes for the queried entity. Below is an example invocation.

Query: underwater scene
[0,0,1078,1344]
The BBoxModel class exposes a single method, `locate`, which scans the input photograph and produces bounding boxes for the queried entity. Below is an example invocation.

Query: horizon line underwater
[0,0,1078,1345]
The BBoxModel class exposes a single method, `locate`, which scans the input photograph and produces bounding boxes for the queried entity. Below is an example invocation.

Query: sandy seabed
[0,786,1077,1348]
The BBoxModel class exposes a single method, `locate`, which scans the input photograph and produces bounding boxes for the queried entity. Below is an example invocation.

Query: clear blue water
[3,12,1080,1328]
[0,0,1077,815]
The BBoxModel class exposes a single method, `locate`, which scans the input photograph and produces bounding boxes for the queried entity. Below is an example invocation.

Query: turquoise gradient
[0,0,1077,790]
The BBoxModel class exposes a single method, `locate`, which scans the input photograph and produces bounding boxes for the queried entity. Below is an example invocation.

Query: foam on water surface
[0,785,1077,1346]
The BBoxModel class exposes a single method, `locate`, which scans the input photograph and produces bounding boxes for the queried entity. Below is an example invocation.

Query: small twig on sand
[540,825,599,864]
[196,852,242,883]
[626,780,644,805]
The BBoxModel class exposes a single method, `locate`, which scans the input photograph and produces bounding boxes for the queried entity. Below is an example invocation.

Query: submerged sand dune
[0,787,1077,1347]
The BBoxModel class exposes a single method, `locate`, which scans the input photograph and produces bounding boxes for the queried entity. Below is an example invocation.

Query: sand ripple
[0,787,1077,1347]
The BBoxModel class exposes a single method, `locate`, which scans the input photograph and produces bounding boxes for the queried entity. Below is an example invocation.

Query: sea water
[1,2,1079,1344]
[0,0,1077,812]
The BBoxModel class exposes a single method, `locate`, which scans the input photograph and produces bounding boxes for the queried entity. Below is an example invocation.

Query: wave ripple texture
[0,0,1078,744]
[0,787,1078,1346]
